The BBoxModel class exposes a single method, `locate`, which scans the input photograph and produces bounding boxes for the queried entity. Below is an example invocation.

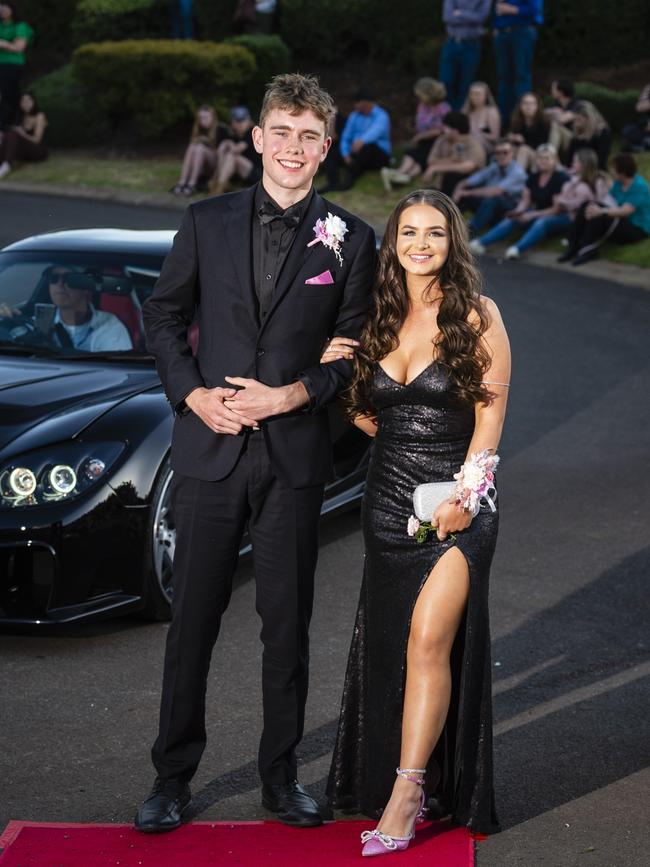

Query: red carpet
[0,819,475,866]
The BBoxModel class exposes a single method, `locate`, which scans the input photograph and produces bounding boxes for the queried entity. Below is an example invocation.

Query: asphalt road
[1,191,649,867]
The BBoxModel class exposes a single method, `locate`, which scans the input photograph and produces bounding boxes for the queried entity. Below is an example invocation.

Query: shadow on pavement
[187,546,649,830]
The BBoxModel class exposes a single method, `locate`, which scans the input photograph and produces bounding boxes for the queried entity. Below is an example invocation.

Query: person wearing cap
[335,89,391,191]
[209,105,262,195]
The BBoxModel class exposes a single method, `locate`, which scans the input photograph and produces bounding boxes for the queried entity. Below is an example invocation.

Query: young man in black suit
[136,74,376,832]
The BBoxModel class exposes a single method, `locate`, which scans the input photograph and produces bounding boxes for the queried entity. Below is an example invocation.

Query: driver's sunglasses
[49,272,70,285]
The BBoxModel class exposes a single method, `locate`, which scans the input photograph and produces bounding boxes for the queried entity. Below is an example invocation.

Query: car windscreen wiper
[79,351,155,363]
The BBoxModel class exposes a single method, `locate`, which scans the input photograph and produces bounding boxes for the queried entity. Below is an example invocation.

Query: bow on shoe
[360,829,399,851]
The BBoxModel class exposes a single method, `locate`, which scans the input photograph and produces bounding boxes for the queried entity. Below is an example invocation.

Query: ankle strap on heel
[396,767,426,786]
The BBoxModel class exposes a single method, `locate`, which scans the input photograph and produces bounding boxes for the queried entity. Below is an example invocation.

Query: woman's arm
[354,415,378,437]
[320,336,377,436]
[413,126,443,143]
[467,298,511,456]
[586,201,635,219]
[484,106,502,145]
[433,298,510,540]
[16,113,47,144]
[0,36,27,53]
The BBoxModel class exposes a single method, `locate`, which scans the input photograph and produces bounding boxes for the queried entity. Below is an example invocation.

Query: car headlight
[8,467,37,497]
[0,442,125,508]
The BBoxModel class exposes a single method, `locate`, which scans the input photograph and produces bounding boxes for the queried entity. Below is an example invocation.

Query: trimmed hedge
[20,1,79,67]
[72,0,169,47]
[224,34,291,105]
[277,0,366,65]
[195,0,239,41]
[277,0,650,71]
[72,40,256,139]
[30,64,109,147]
[538,1,650,68]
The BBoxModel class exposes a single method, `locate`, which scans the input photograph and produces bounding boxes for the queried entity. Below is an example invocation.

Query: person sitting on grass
[462,80,501,156]
[209,105,262,195]
[334,88,391,191]
[470,143,569,259]
[171,104,230,196]
[559,152,650,266]
[420,110,486,196]
[544,78,579,159]
[507,92,554,171]
[381,77,450,191]
[565,101,611,171]
[0,92,47,179]
[622,83,650,153]
[452,138,527,235]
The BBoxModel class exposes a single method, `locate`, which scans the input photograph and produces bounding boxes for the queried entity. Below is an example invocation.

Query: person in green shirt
[0,2,34,128]
[563,152,650,265]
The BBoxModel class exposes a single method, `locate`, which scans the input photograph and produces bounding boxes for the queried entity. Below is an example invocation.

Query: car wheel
[141,457,175,621]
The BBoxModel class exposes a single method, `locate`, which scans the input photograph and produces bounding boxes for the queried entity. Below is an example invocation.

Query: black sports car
[0,229,369,625]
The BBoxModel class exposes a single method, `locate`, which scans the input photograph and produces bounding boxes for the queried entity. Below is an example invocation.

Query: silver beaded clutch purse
[412,481,457,522]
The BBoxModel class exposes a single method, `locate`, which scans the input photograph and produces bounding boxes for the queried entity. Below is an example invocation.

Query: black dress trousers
[151,430,324,785]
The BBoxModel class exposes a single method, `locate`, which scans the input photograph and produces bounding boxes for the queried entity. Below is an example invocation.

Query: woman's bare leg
[233,155,253,181]
[376,546,470,838]
[187,144,214,187]
[178,143,199,185]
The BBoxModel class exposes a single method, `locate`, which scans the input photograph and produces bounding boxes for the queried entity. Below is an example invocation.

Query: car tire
[140,456,175,621]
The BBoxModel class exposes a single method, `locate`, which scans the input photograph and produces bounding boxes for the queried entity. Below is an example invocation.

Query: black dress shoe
[572,252,596,266]
[261,780,323,827]
[134,777,192,833]
[557,249,576,263]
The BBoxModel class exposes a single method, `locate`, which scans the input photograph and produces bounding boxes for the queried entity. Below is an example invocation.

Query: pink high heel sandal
[360,767,427,857]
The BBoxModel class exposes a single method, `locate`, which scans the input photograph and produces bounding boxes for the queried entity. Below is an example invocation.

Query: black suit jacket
[143,186,376,487]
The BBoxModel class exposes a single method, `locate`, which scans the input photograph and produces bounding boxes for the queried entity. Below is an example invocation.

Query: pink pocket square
[305,270,335,285]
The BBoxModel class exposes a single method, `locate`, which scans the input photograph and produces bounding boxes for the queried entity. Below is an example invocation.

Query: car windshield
[0,250,167,359]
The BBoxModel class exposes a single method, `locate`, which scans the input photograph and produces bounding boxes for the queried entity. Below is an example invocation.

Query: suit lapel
[225,186,258,318]
[259,191,326,331]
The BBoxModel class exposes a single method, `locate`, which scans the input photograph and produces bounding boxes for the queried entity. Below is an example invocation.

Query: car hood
[0,357,160,460]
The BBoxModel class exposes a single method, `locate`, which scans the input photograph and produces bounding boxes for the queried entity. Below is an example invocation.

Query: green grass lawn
[5,152,180,194]
[4,149,650,269]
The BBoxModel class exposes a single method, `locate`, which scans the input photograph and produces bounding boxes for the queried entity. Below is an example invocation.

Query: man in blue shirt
[440,1,492,111]
[493,1,544,124]
[452,138,527,233]
[335,89,391,191]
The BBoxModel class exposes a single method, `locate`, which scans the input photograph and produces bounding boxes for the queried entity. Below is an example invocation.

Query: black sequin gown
[326,361,500,835]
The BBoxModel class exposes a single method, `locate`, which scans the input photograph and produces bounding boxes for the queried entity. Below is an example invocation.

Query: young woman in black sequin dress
[321,189,510,854]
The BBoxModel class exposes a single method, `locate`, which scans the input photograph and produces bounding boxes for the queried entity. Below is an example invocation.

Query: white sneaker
[469,239,486,255]
[504,245,520,260]
[380,167,394,192]
[0,161,11,180]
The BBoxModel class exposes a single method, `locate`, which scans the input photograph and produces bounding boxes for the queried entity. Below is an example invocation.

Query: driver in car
[0,266,133,351]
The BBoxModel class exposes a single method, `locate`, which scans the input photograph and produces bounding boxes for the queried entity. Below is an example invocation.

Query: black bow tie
[258,202,301,229]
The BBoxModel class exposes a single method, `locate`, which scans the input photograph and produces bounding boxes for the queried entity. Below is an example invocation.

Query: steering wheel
[0,313,55,347]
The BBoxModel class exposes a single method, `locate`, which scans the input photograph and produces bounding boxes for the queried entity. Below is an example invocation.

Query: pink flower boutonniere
[308,212,348,266]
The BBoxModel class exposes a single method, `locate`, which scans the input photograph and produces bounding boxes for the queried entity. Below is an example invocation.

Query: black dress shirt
[252,184,314,321]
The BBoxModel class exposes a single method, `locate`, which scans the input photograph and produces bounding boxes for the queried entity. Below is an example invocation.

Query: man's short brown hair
[259,73,335,132]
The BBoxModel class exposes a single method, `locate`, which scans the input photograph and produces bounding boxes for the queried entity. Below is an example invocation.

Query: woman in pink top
[555,148,617,263]
[381,78,450,190]
[554,148,611,220]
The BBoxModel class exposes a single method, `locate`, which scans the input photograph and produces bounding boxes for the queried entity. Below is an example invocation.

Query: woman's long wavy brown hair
[344,189,493,420]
